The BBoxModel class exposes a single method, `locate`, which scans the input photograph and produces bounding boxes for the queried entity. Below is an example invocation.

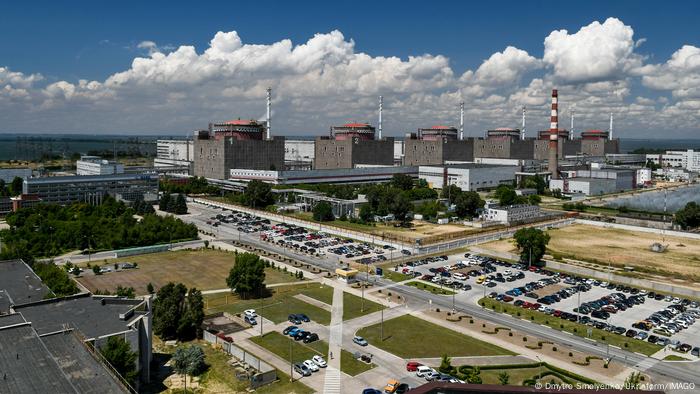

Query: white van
[453,273,467,281]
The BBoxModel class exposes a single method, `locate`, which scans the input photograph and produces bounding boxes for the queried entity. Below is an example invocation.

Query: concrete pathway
[324,286,344,394]
[413,355,533,367]
[201,280,320,295]
[295,293,333,312]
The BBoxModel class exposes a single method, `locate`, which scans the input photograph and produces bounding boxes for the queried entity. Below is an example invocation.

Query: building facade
[0,167,32,183]
[402,127,474,166]
[419,164,519,191]
[23,173,159,205]
[646,149,700,172]
[483,203,541,224]
[229,166,417,185]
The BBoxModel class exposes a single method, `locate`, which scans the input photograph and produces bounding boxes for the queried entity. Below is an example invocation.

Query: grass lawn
[343,291,385,321]
[206,283,332,325]
[663,355,690,361]
[76,248,303,295]
[251,332,374,376]
[356,314,513,358]
[143,338,312,394]
[405,281,456,295]
[478,298,662,356]
[295,284,334,305]
[383,270,413,282]
[480,366,550,385]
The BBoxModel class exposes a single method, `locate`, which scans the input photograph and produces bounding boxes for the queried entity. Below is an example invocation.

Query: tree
[391,193,413,226]
[92,265,102,275]
[527,194,542,205]
[454,191,484,218]
[498,371,510,385]
[146,282,155,294]
[226,252,266,299]
[242,180,274,208]
[312,201,335,222]
[465,366,482,384]
[520,175,546,194]
[674,201,700,230]
[359,204,373,223]
[100,336,137,384]
[624,371,642,390]
[177,288,204,340]
[172,345,207,393]
[159,192,171,212]
[116,285,135,298]
[494,185,522,206]
[174,194,188,215]
[391,173,414,191]
[441,184,462,204]
[153,282,188,340]
[33,262,79,297]
[9,176,23,196]
[438,354,453,373]
[513,227,550,266]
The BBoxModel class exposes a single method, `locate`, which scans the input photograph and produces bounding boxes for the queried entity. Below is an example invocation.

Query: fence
[202,330,277,389]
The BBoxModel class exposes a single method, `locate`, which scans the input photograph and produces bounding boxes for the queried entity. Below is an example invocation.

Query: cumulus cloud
[0,20,699,138]
[543,18,642,84]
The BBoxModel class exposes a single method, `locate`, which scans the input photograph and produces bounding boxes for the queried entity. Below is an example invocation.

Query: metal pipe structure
[521,106,526,140]
[459,101,465,140]
[378,95,383,140]
[548,89,559,179]
[266,87,272,140]
[570,105,575,140]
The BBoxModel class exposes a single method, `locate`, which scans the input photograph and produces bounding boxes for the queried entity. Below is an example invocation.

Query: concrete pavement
[324,286,344,394]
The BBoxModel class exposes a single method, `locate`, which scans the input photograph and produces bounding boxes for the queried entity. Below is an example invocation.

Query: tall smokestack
[570,105,575,140]
[266,87,272,140]
[609,112,614,139]
[548,89,559,179]
[378,95,383,140]
[521,106,526,140]
[459,101,465,140]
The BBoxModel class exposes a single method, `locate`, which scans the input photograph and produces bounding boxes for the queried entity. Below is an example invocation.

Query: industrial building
[550,168,636,196]
[155,139,194,173]
[403,123,474,165]
[22,173,159,206]
[76,156,125,176]
[646,149,700,172]
[0,259,152,392]
[418,164,519,191]
[482,202,542,225]
[229,166,417,185]
[314,122,394,169]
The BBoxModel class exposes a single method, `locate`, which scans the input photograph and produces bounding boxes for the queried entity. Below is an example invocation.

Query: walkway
[295,293,332,312]
[324,286,344,394]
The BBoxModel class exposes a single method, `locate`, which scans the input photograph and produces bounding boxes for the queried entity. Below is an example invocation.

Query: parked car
[294,330,310,341]
[406,361,422,371]
[244,315,257,325]
[244,309,257,318]
[297,313,311,322]
[353,335,368,346]
[283,325,297,335]
[384,379,400,393]
[293,363,311,377]
[303,333,319,343]
[303,359,319,372]
[312,355,327,368]
[288,314,302,324]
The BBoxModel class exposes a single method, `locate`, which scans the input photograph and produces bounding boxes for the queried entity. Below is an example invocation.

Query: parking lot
[392,252,700,357]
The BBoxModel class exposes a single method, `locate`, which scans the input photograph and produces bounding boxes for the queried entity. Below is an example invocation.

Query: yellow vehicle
[384,379,400,393]
[476,275,486,284]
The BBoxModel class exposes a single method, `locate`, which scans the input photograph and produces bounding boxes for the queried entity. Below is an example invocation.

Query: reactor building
[313,122,395,169]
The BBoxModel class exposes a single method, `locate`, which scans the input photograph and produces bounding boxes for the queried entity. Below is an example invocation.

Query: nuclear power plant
[181,87,621,184]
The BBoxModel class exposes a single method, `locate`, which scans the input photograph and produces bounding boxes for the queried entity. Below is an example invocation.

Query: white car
[503,269,512,276]
[453,273,467,281]
[303,359,319,372]
[416,365,434,377]
[312,355,327,368]
[244,309,257,318]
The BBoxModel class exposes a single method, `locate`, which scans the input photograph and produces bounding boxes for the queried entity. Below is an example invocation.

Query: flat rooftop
[0,259,51,307]
[0,323,78,394]
[15,294,143,339]
[421,163,518,170]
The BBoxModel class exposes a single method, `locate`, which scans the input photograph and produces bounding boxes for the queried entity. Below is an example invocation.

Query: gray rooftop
[0,260,51,307]
[41,331,128,394]
[0,312,27,328]
[0,324,78,394]
[16,294,143,339]
[24,172,158,185]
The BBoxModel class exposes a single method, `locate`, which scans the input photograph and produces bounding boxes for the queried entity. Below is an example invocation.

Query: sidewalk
[324,286,344,394]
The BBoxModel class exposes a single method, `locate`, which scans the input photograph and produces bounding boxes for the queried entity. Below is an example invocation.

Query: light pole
[380,301,385,341]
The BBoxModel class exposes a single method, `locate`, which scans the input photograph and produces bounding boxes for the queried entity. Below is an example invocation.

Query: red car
[406,361,422,371]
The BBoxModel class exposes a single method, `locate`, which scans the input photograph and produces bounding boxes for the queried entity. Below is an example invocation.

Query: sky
[1,0,699,138]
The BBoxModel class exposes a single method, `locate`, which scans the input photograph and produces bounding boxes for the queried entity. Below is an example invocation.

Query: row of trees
[0,176,23,197]
[33,262,79,297]
[674,201,700,230]
[159,192,188,214]
[441,185,485,219]
[0,196,198,263]
[159,176,219,195]
[152,282,205,341]
[494,184,541,206]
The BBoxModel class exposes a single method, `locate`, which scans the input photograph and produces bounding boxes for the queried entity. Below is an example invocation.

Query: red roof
[429,125,453,129]
[585,129,604,133]
[342,123,371,128]
[224,119,257,125]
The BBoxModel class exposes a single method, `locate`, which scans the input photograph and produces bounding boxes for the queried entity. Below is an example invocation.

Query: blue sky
[1,1,699,137]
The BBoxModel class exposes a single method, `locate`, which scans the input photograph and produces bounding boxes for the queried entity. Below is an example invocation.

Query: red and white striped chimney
[548,89,559,179]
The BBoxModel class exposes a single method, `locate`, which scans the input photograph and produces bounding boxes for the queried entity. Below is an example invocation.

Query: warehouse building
[418,164,519,191]
[22,173,159,205]
[155,139,194,174]
[482,202,542,225]
[229,166,417,185]
[549,168,636,196]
